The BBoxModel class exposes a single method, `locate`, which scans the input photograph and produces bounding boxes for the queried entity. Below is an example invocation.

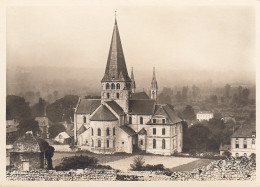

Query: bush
[250,153,256,161]
[130,156,145,171]
[55,155,98,171]
[223,150,232,158]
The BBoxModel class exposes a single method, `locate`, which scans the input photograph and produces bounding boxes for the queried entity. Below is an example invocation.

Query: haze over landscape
[6,5,255,101]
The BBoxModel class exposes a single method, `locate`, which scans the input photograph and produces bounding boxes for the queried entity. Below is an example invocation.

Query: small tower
[150,67,158,102]
[101,15,131,113]
[131,67,136,93]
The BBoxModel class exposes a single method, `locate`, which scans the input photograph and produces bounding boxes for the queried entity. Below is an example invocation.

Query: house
[230,124,256,158]
[10,131,54,171]
[196,111,214,121]
[6,119,19,144]
[73,18,184,155]
[54,129,74,144]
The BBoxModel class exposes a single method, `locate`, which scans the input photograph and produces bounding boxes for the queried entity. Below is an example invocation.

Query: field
[52,152,213,172]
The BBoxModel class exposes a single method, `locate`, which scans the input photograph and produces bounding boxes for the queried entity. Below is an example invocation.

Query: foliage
[6,95,32,120]
[130,156,145,171]
[55,155,98,171]
[46,95,79,123]
[182,105,196,121]
[158,87,174,104]
[17,119,40,137]
[223,150,231,158]
[249,153,256,161]
[31,97,47,118]
[48,123,66,139]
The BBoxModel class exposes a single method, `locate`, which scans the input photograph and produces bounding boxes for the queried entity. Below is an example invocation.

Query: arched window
[111,83,115,89]
[106,83,110,89]
[107,93,110,98]
[113,127,115,136]
[91,139,94,147]
[83,116,86,123]
[116,93,120,99]
[98,128,101,136]
[129,116,132,124]
[116,83,120,89]
[113,140,115,147]
[162,128,165,135]
[91,128,94,136]
[162,139,165,149]
[107,140,109,148]
[106,128,110,136]
[98,140,101,147]
[140,139,143,145]
[243,138,247,148]
[153,139,156,149]
[140,117,143,124]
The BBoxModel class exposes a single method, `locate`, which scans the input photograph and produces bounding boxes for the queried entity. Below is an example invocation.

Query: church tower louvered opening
[101,18,132,113]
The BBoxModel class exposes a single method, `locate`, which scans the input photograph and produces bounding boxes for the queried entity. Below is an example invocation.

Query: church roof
[90,105,118,121]
[105,100,124,115]
[120,125,136,136]
[130,92,150,100]
[138,128,147,135]
[101,19,131,82]
[76,99,100,114]
[147,104,182,125]
[151,67,158,90]
[77,125,87,135]
[129,100,156,115]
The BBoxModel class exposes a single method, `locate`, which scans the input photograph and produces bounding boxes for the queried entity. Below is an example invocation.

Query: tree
[46,95,79,123]
[130,156,145,171]
[186,124,210,151]
[223,150,231,158]
[207,118,226,150]
[55,155,98,171]
[175,91,182,102]
[209,95,218,105]
[192,85,200,100]
[181,86,188,102]
[49,123,66,139]
[6,95,32,120]
[182,105,196,121]
[224,84,231,98]
[17,119,40,137]
[31,97,46,118]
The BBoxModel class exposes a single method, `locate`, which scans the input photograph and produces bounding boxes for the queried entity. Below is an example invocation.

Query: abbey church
[74,18,183,155]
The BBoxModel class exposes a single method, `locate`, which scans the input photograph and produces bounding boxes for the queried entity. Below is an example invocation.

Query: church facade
[74,18,183,155]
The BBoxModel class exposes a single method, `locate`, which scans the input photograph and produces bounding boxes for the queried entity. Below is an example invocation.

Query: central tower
[101,18,132,113]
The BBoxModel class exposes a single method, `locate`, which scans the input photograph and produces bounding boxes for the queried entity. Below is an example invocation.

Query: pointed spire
[131,67,136,93]
[151,67,158,90]
[101,15,131,82]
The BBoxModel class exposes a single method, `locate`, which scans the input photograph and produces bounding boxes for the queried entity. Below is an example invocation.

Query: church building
[74,17,183,155]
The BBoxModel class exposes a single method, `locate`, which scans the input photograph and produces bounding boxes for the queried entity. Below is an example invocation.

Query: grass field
[170,158,214,172]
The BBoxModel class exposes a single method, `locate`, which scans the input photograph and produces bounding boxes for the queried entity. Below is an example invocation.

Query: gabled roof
[90,105,118,121]
[105,100,124,115]
[76,99,100,114]
[101,19,131,82]
[56,132,71,139]
[130,92,150,100]
[147,104,182,125]
[138,128,147,135]
[120,125,136,136]
[232,124,256,138]
[77,125,87,135]
[129,100,156,115]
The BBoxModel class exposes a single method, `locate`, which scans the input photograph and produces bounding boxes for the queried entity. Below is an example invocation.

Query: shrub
[250,153,256,161]
[130,156,145,171]
[55,155,98,171]
[223,150,232,158]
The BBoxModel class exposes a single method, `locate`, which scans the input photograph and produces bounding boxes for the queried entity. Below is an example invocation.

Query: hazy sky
[7,5,255,72]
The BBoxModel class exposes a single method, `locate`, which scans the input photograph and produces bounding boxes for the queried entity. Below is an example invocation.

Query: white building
[230,124,256,158]
[196,111,214,121]
[73,18,183,155]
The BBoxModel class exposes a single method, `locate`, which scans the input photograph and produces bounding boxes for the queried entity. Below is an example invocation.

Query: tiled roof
[101,19,131,82]
[90,105,118,121]
[147,104,182,125]
[138,128,147,135]
[197,111,213,114]
[11,132,50,153]
[232,124,256,138]
[120,125,136,136]
[129,100,156,115]
[77,125,87,135]
[130,92,150,100]
[105,100,124,115]
[56,132,71,139]
[76,99,100,114]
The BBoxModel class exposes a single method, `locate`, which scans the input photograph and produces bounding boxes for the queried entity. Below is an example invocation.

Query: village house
[73,18,183,155]
[196,111,214,121]
[10,131,54,171]
[230,124,256,158]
